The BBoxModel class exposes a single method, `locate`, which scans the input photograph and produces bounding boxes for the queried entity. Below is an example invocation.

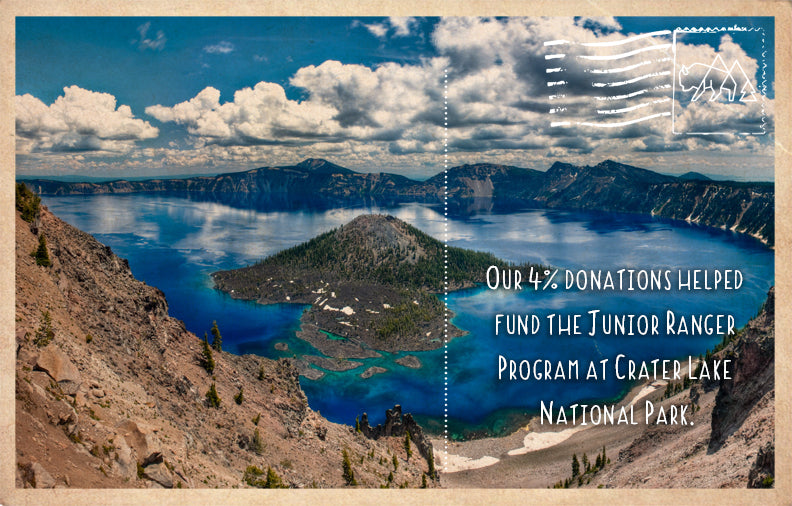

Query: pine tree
[342,449,357,486]
[572,453,580,477]
[210,320,223,351]
[205,382,221,408]
[602,446,607,467]
[265,467,286,488]
[427,448,436,480]
[33,310,55,347]
[421,473,427,488]
[404,431,412,460]
[16,182,41,223]
[251,428,263,454]
[234,386,244,405]
[582,452,590,473]
[201,333,215,374]
[35,234,52,267]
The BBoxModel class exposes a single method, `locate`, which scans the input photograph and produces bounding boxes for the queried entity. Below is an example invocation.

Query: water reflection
[41,192,774,433]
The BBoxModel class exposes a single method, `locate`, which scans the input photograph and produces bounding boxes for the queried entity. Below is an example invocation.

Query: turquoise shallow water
[42,194,774,434]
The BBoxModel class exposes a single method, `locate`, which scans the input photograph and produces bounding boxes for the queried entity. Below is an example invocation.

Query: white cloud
[574,16,622,35]
[354,17,418,39]
[16,85,158,154]
[432,17,772,159]
[139,18,772,179]
[134,22,166,51]
[203,41,235,54]
[389,17,418,37]
[19,18,772,179]
[362,22,388,38]
[146,59,442,150]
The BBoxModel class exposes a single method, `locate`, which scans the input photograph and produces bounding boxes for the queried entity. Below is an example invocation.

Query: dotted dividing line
[443,68,449,473]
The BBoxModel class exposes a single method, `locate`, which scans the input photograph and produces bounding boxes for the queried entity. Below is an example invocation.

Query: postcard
[3,2,789,505]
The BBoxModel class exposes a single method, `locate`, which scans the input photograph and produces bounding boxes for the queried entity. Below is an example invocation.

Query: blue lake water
[41,194,774,436]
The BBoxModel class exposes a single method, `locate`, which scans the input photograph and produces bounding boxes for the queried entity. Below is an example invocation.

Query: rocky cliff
[586,288,774,488]
[23,158,774,246]
[14,189,435,489]
[709,289,774,454]
[529,160,774,246]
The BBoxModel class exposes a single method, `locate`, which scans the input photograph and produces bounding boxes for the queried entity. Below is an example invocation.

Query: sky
[15,16,775,181]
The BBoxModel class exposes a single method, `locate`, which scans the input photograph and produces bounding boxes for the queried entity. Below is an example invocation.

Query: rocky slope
[429,160,773,245]
[22,158,774,245]
[586,288,775,488]
[441,288,775,489]
[15,190,435,489]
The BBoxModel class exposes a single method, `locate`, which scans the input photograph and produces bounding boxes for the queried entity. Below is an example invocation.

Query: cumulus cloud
[574,16,622,35]
[23,17,771,178]
[203,41,235,54]
[137,17,772,179]
[134,22,166,51]
[16,85,158,154]
[146,59,442,149]
[432,17,772,159]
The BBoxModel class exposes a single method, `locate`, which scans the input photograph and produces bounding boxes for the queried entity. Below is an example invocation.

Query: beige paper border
[1,1,789,504]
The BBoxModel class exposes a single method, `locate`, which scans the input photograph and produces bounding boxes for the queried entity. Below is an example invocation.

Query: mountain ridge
[22,157,774,245]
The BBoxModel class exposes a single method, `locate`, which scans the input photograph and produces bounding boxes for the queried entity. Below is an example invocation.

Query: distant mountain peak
[548,161,578,172]
[592,159,639,170]
[678,171,712,181]
[296,158,331,167]
[294,158,353,174]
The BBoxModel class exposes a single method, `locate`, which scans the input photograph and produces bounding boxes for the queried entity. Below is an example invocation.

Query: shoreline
[433,357,700,476]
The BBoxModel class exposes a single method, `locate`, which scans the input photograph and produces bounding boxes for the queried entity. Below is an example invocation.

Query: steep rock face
[521,161,773,245]
[587,288,774,488]
[15,204,435,488]
[747,443,774,488]
[710,288,774,450]
[24,158,774,245]
[424,163,544,200]
[359,405,435,473]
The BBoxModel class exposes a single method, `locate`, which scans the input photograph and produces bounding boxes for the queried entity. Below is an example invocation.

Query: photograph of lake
[10,11,781,496]
[38,193,774,437]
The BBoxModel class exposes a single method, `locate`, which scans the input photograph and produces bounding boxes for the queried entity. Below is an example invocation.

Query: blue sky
[16,16,775,180]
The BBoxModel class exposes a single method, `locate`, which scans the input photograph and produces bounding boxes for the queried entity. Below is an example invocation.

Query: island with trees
[212,214,544,360]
